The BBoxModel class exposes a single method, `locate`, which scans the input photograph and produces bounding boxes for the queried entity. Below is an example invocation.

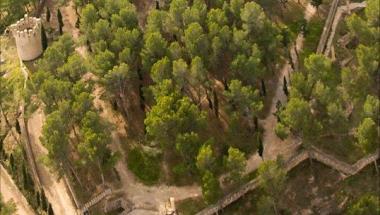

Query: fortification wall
[9,15,43,61]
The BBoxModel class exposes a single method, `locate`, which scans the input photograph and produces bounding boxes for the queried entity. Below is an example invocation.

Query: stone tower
[9,14,43,61]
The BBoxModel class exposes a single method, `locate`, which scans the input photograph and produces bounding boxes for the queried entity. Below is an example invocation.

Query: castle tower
[9,14,43,61]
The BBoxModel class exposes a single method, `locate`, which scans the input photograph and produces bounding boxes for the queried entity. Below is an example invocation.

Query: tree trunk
[273,199,279,215]
[0,106,21,145]
[71,125,80,144]
[138,84,145,112]
[118,95,129,122]
[213,90,219,119]
[98,161,105,185]
[374,160,379,175]
[65,159,85,191]
[205,89,213,110]
[223,78,229,91]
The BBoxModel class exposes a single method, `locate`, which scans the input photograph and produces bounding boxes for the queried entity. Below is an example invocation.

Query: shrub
[127,148,160,185]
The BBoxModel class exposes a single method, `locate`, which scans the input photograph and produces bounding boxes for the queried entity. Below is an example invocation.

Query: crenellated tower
[9,14,43,61]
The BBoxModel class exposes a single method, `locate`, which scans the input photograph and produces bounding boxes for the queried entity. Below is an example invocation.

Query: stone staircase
[80,188,112,214]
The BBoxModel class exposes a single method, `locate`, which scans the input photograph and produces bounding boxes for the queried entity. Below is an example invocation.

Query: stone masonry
[9,14,43,61]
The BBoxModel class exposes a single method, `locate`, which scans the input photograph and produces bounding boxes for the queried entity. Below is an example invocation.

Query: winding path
[92,85,202,213]
[245,1,316,173]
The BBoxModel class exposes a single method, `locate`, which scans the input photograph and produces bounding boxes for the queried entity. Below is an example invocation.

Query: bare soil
[0,164,35,215]
[27,109,78,215]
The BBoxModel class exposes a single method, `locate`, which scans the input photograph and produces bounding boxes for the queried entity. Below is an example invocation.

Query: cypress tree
[41,189,47,211]
[36,191,41,208]
[41,25,48,50]
[57,9,63,35]
[261,79,266,96]
[46,7,51,22]
[15,119,21,134]
[283,76,289,96]
[75,17,80,28]
[258,136,264,159]
[48,203,54,215]
[0,138,4,161]
[22,164,28,189]
[10,153,14,171]
[155,0,160,9]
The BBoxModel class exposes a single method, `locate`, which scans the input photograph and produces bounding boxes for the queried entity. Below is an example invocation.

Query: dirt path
[0,164,35,215]
[92,86,201,212]
[245,1,316,173]
[134,0,155,27]
[27,109,78,215]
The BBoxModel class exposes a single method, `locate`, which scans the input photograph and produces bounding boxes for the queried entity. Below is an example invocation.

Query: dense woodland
[0,0,379,214]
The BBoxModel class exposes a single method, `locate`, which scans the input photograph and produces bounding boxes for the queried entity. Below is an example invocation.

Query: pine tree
[41,25,48,50]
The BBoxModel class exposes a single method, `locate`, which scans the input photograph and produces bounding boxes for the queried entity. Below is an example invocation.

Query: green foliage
[281,97,321,143]
[363,95,379,121]
[41,110,70,176]
[355,118,378,154]
[0,0,36,32]
[184,22,209,60]
[347,194,380,215]
[258,160,287,200]
[0,195,16,215]
[257,195,276,215]
[201,170,221,204]
[275,123,289,140]
[78,111,114,170]
[150,57,172,83]
[241,2,266,36]
[172,58,189,88]
[141,32,168,72]
[224,80,263,115]
[127,148,160,184]
[196,143,215,173]
[224,147,246,183]
[102,63,137,97]
[38,34,74,72]
[175,132,202,169]
[145,94,206,147]
[347,0,380,45]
